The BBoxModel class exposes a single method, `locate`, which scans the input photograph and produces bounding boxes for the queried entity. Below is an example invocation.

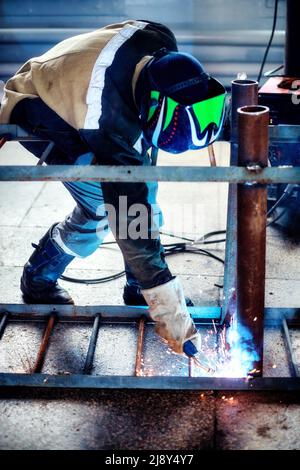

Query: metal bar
[1,373,300,391]
[0,304,299,324]
[282,318,300,378]
[222,79,258,325]
[0,313,9,340]
[36,141,55,166]
[134,317,145,377]
[208,144,216,166]
[1,165,300,183]
[0,304,222,322]
[83,315,101,375]
[32,314,56,373]
[237,105,269,376]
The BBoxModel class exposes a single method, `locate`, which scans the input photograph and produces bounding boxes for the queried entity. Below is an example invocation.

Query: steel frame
[0,306,299,390]
[1,123,300,390]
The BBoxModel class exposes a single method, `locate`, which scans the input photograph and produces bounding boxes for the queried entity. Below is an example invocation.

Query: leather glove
[141,277,201,355]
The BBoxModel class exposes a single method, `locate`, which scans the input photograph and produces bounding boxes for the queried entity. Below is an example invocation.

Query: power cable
[257,0,279,84]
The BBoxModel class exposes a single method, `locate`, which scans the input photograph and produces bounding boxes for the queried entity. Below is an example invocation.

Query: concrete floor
[0,142,300,450]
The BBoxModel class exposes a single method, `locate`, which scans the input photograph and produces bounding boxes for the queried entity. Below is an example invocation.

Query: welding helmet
[138,49,226,154]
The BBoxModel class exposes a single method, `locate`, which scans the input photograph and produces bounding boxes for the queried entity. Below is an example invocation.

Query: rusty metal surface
[134,317,145,377]
[32,314,56,373]
[0,308,299,390]
[237,105,269,375]
[231,79,258,140]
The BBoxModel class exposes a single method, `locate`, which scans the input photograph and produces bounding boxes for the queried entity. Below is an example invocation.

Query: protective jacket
[0,20,178,289]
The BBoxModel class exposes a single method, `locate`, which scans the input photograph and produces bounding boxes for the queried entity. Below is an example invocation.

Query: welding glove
[141,277,201,355]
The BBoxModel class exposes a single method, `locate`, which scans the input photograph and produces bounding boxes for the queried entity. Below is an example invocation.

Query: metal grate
[0,305,300,390]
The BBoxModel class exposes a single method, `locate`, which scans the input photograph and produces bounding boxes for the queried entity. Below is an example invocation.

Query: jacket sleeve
[80,128,173,289]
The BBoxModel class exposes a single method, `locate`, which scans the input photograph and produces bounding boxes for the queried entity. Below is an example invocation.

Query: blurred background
[0,0,286,87]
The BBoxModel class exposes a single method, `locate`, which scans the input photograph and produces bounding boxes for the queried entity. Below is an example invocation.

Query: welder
[0,20,226,356]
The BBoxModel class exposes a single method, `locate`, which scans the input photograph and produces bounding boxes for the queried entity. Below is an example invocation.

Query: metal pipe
[0,313,9,340]
[285,0,300,77]
[134,317,145,377]
[237,104,269,376]
[83,315,101,375]
[231,79,258,141]
[32,314,56,373]
[222,79,258,325]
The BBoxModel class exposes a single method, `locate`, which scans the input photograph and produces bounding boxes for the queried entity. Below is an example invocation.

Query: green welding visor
[143,79,226,153]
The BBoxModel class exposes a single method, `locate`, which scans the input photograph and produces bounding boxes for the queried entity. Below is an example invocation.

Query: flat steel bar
[83,315,101,375]
[0,304,299,324]
[1,165,300,184]
[134,317,145,377]
[1,373,300,391]
[0,313,9,340]
[0,304,222,323]
[222,79,258,324]
[32,314,56,373]
[282,318,300,378]
[237,105,269,376]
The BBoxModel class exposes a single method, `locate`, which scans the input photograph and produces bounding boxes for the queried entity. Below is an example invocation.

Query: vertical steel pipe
[231,80,258,143]
[222,79,258,325]
[237,105,269,376]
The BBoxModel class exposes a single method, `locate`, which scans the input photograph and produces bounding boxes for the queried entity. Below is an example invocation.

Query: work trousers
[10,98,166,289]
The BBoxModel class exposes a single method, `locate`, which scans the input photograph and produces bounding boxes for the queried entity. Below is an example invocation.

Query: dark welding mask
[139,49,226,153]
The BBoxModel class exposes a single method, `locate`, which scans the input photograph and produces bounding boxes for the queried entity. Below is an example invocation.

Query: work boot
[21,224,75,304]
[123,282,194,307]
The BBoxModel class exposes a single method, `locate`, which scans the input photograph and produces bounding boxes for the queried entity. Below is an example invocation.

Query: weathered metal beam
[0,304,221,324]
[134,317,146,377]
[0,304,299,324]
[237,105,269,376]
[1,165,300,183]
[0,373,300,391]
[32,314,56,373]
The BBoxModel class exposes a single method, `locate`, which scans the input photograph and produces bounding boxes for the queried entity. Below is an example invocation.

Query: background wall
[0,0,286,87]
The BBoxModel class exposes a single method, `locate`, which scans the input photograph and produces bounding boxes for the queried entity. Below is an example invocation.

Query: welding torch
[183,339,215,374]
